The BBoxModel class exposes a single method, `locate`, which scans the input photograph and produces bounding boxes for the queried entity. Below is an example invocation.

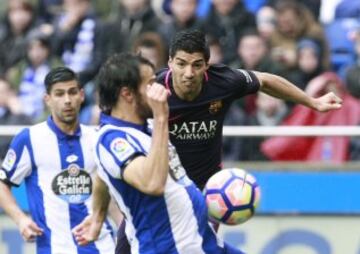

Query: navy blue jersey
[156,64,260,188]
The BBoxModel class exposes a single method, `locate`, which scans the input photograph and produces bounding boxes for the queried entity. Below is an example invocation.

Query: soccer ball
[204,168,261,225]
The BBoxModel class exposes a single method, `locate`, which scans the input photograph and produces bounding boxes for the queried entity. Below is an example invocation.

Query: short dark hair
[169,30,210,62]
[44,67,79,93]
[97,53,154,114]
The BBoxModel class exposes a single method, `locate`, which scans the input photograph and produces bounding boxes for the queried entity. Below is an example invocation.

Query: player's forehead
[50,80,80,93]
[172,50,206,63]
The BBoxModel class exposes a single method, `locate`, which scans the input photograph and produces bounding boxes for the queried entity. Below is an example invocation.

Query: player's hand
[18,216,43,242]
[312,92,343,112]
[72,215,102,246]
[146,83,169,119]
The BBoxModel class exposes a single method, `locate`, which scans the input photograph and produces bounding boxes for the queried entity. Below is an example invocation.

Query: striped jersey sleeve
[0,128,33,186]
[96,129,145,179]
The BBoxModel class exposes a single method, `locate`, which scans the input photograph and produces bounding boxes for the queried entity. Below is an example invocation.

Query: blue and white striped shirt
[0,117,115,254]
[95,113,231,254]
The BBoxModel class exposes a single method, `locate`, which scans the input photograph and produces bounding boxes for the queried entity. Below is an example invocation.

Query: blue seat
[324,18,359,73]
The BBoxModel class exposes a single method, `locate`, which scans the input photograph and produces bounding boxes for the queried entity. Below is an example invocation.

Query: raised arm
[122,83,169,196]
[0,181,43,241]
[254,71,343,112]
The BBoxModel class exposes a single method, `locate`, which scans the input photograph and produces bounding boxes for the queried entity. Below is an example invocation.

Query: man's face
[168,51,208,101]
[238,35,267,69]
[134,64,156,120]
[28,40,49,67]
[212,0,238,16]
[45,80,84,125]
[171,0,197,24]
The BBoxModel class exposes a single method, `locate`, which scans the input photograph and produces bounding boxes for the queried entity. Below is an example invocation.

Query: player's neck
[53,118,79,135]
[111,107,145,125]
[173,82,202,101]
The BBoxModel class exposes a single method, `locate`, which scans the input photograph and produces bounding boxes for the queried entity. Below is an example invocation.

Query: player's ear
[205,62,210,70]
[79,88,85,103]
[119,87,133,102]
[44,93,51,107]
[168,57,173,69]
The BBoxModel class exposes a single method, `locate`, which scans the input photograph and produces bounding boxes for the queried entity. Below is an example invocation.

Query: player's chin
[61,114,77,124]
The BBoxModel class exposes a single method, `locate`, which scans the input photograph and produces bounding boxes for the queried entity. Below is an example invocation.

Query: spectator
[345,28,360,99]
[36,0,63,23]
[345,32,360,160]
[105,0,161,54]
[0,0,37,75]
[269,0,321,20]
[230,30,285,115]
[207,35,224,65]
[7,32,62,121]
[256,6,276,40]
[0,79,32,158]
[158,0,203,50]
[51,0,103,87]
[240,92,288,161]
[203,0,256,64]
[231,30,284,75]
[262,72,360,162]
[287,38,326,91]
[132,32,167,71]
[270,0,329,70]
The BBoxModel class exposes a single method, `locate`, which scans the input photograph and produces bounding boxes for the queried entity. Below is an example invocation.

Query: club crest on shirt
[2,149,16,171]
[209,100,223,114]
[110,137,135,162]
[52,164,92,204]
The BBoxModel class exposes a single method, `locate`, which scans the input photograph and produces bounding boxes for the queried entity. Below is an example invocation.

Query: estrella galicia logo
[51,164,92,204]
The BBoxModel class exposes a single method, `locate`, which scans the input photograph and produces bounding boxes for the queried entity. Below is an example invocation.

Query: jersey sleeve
[233,69,261,96]
[96,130,145,180]
[0,129,32,187]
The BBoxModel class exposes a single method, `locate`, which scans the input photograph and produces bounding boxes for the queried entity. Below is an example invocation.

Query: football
[204,168,261,225]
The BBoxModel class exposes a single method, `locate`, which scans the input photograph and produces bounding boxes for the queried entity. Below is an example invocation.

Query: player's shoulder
[19,121,47,139]
[96,125,127,147]
[208,64,240,77]
[208,64,257,85]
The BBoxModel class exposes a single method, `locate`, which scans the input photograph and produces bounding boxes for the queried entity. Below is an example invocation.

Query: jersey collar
[46,116,81,139]
[99,113,149,133]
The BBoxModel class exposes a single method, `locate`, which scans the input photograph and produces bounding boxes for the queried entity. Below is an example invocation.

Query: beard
[134,94,153,120]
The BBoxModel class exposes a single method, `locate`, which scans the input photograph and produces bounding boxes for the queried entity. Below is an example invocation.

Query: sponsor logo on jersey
[2,149,16,171]
[110,138,135,162]
[52,164,92,204]
[209,100,223,114]
[169,120,218,140]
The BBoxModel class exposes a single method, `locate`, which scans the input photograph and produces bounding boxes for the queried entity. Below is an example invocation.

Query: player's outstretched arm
[122,83,169,196]
[0,181,43,241]
[73,174,110,245]
[254,71,343,112]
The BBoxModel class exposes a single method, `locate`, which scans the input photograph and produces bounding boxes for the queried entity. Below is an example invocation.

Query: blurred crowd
[0,0,359,162]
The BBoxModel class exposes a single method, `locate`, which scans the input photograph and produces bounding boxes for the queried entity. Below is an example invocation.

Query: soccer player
[73,53,245,254]
[157,29,342,189]
[114,30,344,254]
[0,67,115,254]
